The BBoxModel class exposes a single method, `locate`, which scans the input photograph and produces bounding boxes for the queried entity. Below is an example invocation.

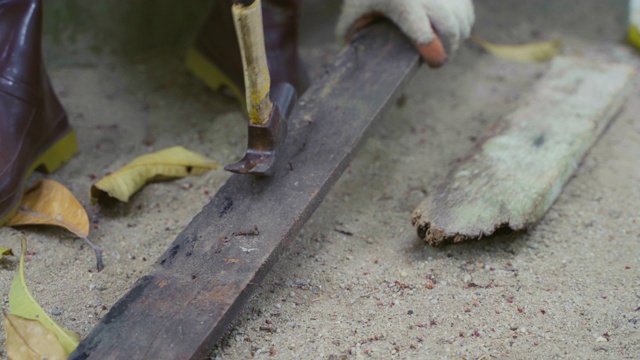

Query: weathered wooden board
[412,56,634,246]
[70,22,420,359]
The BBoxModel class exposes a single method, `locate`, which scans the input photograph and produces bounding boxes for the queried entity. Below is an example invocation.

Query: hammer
[225,0,297,176]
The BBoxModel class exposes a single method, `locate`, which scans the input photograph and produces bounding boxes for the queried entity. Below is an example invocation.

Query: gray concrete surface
[1,1,638,358]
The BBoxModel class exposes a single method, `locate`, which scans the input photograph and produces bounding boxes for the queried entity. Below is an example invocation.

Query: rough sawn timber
[70,22,420,359]
[412,56,634,246]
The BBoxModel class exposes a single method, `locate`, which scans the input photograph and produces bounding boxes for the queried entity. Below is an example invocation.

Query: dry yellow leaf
[8,179,89,238]
[0,247,13,260]
[9,234,81,355]
[472,35,562,63]
[4,312,67,360]
[90,146,221,204]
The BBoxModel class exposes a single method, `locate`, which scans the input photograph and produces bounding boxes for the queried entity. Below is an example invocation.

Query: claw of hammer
[225,82,296,176]
[225,0,296,176]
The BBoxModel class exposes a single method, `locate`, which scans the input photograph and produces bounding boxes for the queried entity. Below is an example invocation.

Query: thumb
[415,35,446,68]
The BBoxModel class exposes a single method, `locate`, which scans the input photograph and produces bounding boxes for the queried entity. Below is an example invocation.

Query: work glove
[336,0,475,67]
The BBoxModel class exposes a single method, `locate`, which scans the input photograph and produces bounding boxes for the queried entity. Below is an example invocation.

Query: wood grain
[412,56,634,245]
[70,22,420,360]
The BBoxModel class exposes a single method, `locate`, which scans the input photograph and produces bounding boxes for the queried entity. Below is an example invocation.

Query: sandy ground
[1,1,639,359]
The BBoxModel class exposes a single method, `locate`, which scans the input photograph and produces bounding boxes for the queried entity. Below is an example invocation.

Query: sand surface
[1,1,639,359]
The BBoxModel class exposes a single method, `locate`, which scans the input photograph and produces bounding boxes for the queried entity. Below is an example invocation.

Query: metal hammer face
[225,82,297,176]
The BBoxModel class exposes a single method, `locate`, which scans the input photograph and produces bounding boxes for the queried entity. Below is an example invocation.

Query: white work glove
[336,0,475,67]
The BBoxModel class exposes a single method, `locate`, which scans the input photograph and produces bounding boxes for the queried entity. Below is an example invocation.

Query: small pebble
[274,303,282,309]
[50,309,62,316]
[596,336,608,343]
[400,271,408,278]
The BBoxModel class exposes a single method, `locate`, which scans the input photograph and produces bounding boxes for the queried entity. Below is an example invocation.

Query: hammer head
[225,82,297,176]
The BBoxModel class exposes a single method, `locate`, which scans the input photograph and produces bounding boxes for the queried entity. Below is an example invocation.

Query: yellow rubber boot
[0,129,78,226]
[630,0,640,49]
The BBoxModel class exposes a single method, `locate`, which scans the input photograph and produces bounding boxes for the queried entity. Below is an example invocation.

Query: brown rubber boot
[186,0,309,107]
[0,0,78,225]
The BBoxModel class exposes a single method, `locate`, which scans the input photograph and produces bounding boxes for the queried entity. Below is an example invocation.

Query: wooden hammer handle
[232,0,273,125]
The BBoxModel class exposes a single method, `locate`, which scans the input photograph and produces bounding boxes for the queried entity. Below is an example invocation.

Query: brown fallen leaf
[8,181,103,271]
[8,179,89,238]
[4,311,67,360]
[472,35,562,63]
[91,146,221,204]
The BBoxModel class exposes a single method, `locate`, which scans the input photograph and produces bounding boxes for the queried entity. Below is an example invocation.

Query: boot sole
[0,129,79,226]
[185,47,246,110]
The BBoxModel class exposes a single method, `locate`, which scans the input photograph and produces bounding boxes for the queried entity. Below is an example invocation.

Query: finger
[344,12,380,42]
[451,0,475,40]
[421,1,460,53]
[449,0,472,39]
[415,35,446,68]
[337,1,445,66]
[463,0,476,31]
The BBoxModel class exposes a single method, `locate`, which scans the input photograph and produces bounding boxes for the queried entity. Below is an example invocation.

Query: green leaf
[0,247,13,260]
[9,234,81,355]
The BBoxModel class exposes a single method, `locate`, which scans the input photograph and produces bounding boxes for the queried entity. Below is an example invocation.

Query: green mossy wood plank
[70,22,419,360]
[412,56,634,246]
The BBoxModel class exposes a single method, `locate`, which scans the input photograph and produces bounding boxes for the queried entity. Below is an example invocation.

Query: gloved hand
[336,0,475,67]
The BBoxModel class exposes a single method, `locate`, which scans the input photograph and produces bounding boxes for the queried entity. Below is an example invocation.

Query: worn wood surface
[70,22,419,360]
[412,56,634,246]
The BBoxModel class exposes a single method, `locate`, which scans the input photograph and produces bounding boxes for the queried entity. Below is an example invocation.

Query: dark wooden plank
[70,22,419,360]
